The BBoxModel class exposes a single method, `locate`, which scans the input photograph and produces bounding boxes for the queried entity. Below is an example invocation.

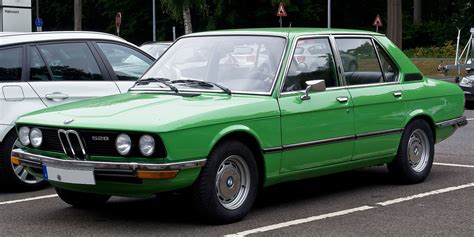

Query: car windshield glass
[139,36,286,94]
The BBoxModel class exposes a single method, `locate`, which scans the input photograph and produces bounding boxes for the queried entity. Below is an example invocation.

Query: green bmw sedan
[12,28,467,223]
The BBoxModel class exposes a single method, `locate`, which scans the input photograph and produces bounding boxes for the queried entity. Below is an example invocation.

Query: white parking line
[467,118,474,121]
[0,194,58,206]
[224,182,474,237]
[434,162,474,168]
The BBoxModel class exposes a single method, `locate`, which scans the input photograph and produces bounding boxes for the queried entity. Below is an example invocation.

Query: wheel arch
[0,126,17,144]
[209,125,266,189]
[405,110,436,138]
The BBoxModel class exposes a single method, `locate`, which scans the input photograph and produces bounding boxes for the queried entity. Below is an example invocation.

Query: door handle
[336,96,349,103]
[45,92,69,101]
[393,91,402,97]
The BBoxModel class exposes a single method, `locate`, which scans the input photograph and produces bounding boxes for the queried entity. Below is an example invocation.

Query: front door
[27,42,120,107]
[279,37,354,173]
[334,37,406,160]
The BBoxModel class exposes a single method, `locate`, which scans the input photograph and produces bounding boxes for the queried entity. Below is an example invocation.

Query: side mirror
[300,80,326,101]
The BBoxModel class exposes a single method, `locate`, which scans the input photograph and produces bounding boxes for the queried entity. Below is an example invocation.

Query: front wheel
[192,140,258,224]
[56,188,111,208]
[0,132,47,191]
[388,119,434,184]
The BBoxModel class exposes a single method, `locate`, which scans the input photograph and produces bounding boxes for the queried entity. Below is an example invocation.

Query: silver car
[0,31,154,191]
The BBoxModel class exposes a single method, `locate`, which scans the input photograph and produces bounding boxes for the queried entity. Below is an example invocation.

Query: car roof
[184,27,384,39]
[141,41,173,46]
[0,31,133,47]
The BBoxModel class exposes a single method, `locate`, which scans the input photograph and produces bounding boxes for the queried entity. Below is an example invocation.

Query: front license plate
[42,164,95,185]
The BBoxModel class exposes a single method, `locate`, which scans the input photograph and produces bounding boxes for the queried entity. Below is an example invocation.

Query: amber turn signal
[136,170,178,180]
[10,156,20,166]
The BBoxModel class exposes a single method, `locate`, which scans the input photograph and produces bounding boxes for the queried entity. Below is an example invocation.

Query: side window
[0,47,22,81]
[375,43,398,82]
[97,43,153,81]
[37,43,104,81]
[30,46,51,81]
[283,38,339,92]
[335,38,383,86]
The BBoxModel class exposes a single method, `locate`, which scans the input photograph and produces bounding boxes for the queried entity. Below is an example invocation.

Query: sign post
[35,17,43,32]
[372,14,383,32]
[276,2,287,28]
[115,12,121,36]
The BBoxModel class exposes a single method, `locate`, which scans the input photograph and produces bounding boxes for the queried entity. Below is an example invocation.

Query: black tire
[192,140,259,224]
[465,100,474,110]
[0,131,48,192]
[56,187,111,208]
[388,119,435,184]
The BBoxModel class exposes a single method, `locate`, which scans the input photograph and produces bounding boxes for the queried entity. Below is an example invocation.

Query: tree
[74,0,82,30]
[161,0,206,34]
[387,0,402,48]
[413,0,422,24]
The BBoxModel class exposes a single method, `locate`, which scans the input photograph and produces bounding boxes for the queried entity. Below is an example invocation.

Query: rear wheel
[388,119,434,184]
[0,132,47,191]
[56,187,111,208]
[192,140,258,224]
[465,100,474,110]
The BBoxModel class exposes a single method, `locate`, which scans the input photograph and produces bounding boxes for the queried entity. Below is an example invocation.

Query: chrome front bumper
[11,149,206,172]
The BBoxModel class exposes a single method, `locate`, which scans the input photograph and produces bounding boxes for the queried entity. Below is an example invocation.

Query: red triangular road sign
[276,2,287,17]
[373,14,383,27]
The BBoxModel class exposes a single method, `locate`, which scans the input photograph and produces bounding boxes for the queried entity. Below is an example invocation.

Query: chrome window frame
[134,34,289,96]
[278,34,346,97]
[332,35,401,89]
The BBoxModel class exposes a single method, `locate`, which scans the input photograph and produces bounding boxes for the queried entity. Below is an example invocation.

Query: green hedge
[403,41,457,58]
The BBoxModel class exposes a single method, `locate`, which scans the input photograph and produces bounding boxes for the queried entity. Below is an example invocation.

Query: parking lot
[0,109,472,236]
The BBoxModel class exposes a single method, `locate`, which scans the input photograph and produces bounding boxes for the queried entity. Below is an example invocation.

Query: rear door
[0,45,45,133]
[27,41,120,107]
[334,37,406,160]
[93,42,154,92]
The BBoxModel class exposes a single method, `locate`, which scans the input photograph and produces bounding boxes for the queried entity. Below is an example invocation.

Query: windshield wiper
[171,79,231,95]
[135,77,179,93]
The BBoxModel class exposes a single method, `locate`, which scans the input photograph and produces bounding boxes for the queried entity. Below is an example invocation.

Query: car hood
[16,92,280,132]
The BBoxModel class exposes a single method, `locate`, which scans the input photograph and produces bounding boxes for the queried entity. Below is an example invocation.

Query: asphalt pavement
[0,109,473,236]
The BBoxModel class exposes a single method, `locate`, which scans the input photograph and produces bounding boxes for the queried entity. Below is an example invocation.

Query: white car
[0,31,154,191]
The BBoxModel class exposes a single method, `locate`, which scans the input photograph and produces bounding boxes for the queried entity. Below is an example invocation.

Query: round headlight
[18,127,30,146]
[30,128,43,148]
[116,134,132,155]
[139,135,155,156]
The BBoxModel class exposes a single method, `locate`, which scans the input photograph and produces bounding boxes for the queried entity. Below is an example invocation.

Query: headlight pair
[18,127,43,148]
[115,134,155,157]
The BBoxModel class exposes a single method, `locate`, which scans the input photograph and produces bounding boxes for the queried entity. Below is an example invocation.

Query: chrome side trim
[356,128,403,139]
[284,134,355,150]
[12,149,206,171]
[435,116,468,128]
[262,128,404,153]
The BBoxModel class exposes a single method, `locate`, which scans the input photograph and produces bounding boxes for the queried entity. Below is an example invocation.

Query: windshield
[140,36,286,93]
[140,44,171,58]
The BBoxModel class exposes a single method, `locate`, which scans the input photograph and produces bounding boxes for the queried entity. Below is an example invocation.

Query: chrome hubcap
[407,129,430,172]
[215,155,250,210]
[10,139,42,184]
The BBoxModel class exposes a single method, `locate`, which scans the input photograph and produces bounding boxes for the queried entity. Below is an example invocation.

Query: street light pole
[327,0,331,28]
[152,0,156,41]
[36,0,39,18]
